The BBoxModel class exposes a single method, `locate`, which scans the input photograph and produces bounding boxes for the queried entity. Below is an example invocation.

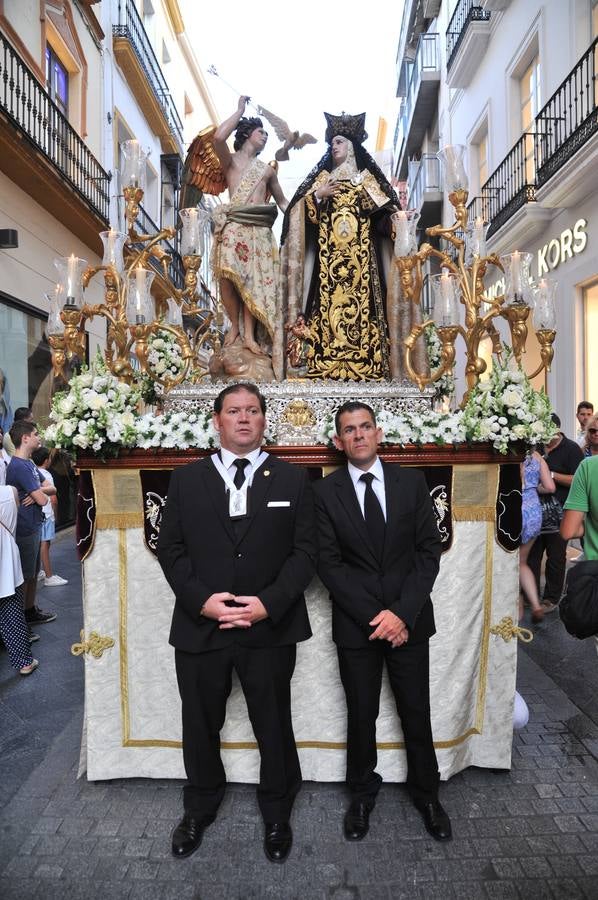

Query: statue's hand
[238,95,250,112]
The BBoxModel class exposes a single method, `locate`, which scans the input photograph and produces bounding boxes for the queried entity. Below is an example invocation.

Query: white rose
[72,434,89,449]
[78,373,93,388]
[502,388,523,408]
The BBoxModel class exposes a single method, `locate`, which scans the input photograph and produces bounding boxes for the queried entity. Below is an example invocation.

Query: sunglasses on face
[588,428,598,434]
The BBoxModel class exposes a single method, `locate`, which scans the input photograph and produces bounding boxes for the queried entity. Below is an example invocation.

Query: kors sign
[537,218,587,275]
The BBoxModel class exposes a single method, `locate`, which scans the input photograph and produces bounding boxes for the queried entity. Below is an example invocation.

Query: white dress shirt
[347,456,387,521]
[217,446,267,488]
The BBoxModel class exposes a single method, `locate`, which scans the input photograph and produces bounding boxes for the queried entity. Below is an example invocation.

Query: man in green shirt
[561,456,598,655]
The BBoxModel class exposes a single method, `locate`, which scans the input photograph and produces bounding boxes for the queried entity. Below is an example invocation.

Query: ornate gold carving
[71,630,115,659]
[490,617,534,643]
[281,398,316,427]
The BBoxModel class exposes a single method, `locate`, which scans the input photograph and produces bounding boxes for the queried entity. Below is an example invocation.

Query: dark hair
[334,401,376,435]
[550,412,561,428]
[233,117,264,152]
[14,406,33,422]
[213,382,266,415]
[577,401,594,413]
[32,446,50,466]
[9,420,37,448]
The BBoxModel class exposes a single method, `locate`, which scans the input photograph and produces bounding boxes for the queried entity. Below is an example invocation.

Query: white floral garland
[43,349,556,458]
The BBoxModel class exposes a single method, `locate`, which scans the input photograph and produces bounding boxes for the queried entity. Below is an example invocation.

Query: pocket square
[267,501,291,507]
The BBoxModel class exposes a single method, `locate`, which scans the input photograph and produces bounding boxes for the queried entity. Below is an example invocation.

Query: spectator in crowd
[0,484,38,675]
[576,401,594,448]
[3,406,33,455]
[582,414,598,459]
[528,414,583,613]
[6,421,57,632]
[561,454,598,656]
[520,450,555,623]
[0,425,10,484]
[31,446,68,587]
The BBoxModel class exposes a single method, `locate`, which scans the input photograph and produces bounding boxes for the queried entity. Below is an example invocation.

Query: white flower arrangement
[138,328,185,404]
[43,352,141,456]
[42,347,554,458]
[461,348,556,453]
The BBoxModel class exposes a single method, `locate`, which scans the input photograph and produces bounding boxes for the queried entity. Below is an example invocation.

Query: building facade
[0,0,218,427]
[394,0,598,434]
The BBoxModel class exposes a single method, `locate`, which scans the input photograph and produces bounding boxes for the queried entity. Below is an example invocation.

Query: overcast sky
[181,0,403,199]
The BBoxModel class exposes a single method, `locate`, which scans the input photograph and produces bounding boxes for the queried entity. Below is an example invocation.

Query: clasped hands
[201,592,268,630]
[369,609,409,648]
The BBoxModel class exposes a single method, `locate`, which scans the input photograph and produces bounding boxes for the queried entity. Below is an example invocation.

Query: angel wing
[180,125,227,208]
[257,105,292,141]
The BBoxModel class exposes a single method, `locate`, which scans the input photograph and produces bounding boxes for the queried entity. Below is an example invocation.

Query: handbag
[539,493,563,533]
[559,560,598,639]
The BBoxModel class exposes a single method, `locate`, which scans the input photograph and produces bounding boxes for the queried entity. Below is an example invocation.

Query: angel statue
[181,96,289,380]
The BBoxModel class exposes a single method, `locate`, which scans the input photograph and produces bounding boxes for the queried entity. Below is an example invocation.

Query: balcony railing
[446,0,490,71]
[0,32,110,221]
[135,203,184,290]
[535,36,598,188]
[480,132,536,238]
[402,33,440,109]
[114,0,183,150]
[408,154,441,210]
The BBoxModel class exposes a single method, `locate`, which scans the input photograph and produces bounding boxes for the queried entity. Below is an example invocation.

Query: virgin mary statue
[281,112,425,381]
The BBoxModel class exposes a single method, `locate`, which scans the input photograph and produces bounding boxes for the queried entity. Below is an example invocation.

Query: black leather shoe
[171,813,215,858]
[415,799,452,841]
[344,802,373,840]
[264,822,292,862]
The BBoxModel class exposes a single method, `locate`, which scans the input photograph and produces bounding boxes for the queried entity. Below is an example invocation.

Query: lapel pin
[263,470,270,477]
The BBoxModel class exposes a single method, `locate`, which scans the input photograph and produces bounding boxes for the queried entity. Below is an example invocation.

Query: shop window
[584,281,598,403]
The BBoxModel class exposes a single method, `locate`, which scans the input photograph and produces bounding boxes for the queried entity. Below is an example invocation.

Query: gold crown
[324,112,368,145]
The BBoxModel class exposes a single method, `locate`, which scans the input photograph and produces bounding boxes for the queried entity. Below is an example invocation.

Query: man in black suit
[157,383,316,862]
[314,401,451,842]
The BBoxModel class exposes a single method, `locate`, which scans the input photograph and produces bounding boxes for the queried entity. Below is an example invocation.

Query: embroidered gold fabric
[92,470,144,530]
[490,616,534,643]
[303,180,389,380]
[71,630,115,659]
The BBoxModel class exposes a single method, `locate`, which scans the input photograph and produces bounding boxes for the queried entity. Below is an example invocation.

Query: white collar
[219,446,265,470]
[347,456,384,487]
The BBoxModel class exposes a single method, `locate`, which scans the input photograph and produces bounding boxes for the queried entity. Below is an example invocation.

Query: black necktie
[232,458,249,489]
[360,472,385,560]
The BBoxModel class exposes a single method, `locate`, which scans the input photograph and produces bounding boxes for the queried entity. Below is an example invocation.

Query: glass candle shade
[431,269,460,326]
[45,286,65,335]
[100,229,127,273]
[127,266,155,324]
[500,251,534,305]
[54,254,88,308]
[392,209,420,257]
[120,140,148,191]
[436,145,468,193]
[179,207,211,257]
[465,217,488,264]
[165,297,183,327]
[532,278,557,330]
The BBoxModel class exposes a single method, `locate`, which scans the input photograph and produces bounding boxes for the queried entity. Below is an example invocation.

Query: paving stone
[483,882,519,899]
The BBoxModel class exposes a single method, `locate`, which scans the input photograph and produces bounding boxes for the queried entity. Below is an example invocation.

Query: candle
[394,210,410,257]
[511,251,522,298]
[135,266,145,323]
[66,254,77,304]
[439,268,454,325]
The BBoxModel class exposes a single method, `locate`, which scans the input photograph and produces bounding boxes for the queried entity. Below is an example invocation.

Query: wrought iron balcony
[480,132,536,238]
[395,34,440,179]
[535,36,598,189]
[0,31,110,223]
[408,154,442,211]
[113,0,183,154]
[446,0,490,73]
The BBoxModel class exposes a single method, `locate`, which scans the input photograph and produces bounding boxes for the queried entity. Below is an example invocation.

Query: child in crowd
[31,447,68,587]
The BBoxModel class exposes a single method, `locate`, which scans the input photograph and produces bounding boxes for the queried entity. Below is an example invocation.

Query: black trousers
[337,640,440,806]
[527,531,568,602]
[175,643,301,822]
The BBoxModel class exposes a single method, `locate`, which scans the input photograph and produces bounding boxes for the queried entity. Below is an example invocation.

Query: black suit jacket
[314,462,441,648]
[157,453,316,653]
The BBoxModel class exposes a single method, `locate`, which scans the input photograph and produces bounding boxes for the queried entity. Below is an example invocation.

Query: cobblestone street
[2,530,598,899]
